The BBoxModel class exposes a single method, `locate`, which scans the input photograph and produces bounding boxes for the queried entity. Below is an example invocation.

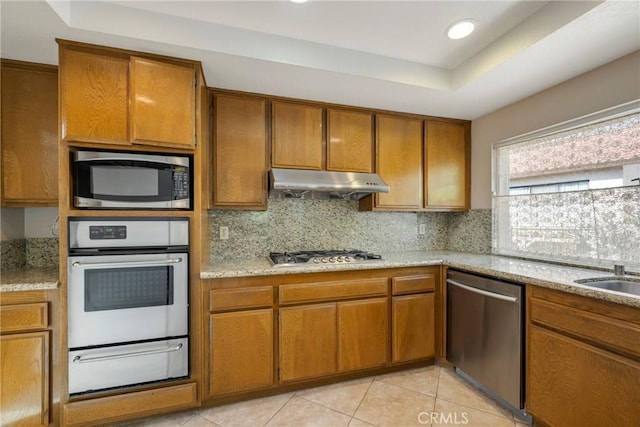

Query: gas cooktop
[269,250,383,267]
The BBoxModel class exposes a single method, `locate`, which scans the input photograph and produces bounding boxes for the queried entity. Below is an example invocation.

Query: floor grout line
[261,392,296,427]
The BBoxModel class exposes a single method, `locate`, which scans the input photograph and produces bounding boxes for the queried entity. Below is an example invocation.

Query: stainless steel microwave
[72,150,191,209]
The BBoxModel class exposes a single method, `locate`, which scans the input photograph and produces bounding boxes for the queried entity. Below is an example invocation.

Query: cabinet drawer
[392,273,436,295]
[63,382,197,426]
[279,278,388,305]
[530,297,640,358]
[209,286,273,312]
[0,303,48,332]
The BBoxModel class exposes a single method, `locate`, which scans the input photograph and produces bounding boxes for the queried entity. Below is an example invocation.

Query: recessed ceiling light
[446,19,477,40]
[290,0,310,4]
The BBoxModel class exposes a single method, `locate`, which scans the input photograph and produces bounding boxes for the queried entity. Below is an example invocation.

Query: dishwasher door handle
[447,279,518,303]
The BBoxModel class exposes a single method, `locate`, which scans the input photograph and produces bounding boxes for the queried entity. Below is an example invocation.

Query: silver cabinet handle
[72,343,183,364]
[72,257,183,268]
[447,279,518,303]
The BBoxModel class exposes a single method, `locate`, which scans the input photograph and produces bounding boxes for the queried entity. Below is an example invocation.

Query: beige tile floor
[124,367,532,427]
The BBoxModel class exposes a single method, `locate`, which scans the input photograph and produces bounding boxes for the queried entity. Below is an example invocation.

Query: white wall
[471,50,640,209]
[0,208,25,241]
[0,207,58,240]
[24,208,58,238]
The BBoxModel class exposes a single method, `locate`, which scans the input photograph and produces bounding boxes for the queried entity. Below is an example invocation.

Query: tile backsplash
[1,238,58,271]
[208,199,491,260]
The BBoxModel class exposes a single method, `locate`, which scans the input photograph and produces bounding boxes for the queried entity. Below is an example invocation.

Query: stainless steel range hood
[269,168,390,200]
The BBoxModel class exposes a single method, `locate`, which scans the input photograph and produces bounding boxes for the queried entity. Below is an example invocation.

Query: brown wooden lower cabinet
[392,293,435,363]
[528,325,640,427]
[279,303,337,382]
[0,332,49,426]
[209,309,274,395]
[204,267,437,402]
[62,382,198,426]
[337,298,388,371]
[527,285,640,427]
[0,292,54,427]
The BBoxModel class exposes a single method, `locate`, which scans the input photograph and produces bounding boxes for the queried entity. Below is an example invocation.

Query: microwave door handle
[71,257,183,269]
[73,343,183,364]
[446,279,518,303]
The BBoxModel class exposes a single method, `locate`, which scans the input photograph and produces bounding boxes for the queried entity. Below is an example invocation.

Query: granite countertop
[201,250,640,308]
[0,268,59,292]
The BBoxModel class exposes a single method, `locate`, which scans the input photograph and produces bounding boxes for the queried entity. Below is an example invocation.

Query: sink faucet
[614,264,625,276]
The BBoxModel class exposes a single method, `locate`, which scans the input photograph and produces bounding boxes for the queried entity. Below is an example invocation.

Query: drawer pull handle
[73,343,183,364]
[72,258,183,268]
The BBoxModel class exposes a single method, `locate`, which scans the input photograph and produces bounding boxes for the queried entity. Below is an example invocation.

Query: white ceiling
[1,0,639,119]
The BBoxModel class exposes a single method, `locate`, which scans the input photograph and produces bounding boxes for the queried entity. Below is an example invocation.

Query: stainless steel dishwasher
[447,269,531,423]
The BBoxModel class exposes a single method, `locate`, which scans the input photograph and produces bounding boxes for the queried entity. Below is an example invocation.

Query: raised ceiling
[1,0,639,119]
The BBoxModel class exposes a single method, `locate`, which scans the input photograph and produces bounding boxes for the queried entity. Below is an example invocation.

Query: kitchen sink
[574,277,640,297]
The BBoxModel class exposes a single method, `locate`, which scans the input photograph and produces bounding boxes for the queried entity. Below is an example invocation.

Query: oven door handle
[72,342,184,364]
[71,257,183,268]
[447,279,518,303]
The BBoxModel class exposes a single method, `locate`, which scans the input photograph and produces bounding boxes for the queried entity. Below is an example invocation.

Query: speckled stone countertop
[0,268,59,292]
[201,251,640,308]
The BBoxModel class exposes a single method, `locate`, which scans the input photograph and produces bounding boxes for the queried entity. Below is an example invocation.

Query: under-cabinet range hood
[269,168,390,200]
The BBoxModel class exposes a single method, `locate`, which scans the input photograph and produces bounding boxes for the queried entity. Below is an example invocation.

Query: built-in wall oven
[67,218,189,395]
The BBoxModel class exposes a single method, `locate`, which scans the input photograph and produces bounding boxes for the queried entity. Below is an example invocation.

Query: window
[493,111,640,270]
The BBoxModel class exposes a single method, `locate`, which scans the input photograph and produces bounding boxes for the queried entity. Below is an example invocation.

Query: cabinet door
[130,57,196,148]
[375,115,423,210]
[0,332,49,426]
[279,304,336,382]
[338,298,388,371]
[1,61,58,205]
[425,121,469,210]
[209,310,273,396]
[528,325,640,427]
[212,94,268,209]
[271,102,323,170]
[60,48,129,144]
[327,109,373,172]
[392,293,434,363]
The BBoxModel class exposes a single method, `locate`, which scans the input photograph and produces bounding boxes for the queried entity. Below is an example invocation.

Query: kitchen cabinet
[278,277,389,382]
[211,92,269,209]
[424,120,469,210]
[59,41,198,149]
[337,298,388,371]
[202,267,437,402]
[327,108,373,172]
[391,274,436,363]
[1,59,58,206]
[271,101,323,170]
[527,286,640,427]
[365,114,423,210]
[207,286,274,396]
[279,303,337,381]
[0,293,52,426]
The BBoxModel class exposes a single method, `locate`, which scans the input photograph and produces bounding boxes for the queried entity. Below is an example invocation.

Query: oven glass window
[84,266,174,311]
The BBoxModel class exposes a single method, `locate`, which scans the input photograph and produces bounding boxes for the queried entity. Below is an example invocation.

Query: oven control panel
[89,225,127,240]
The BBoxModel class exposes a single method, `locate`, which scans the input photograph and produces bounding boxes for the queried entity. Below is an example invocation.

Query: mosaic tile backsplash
[208,199,491,260]
[1,239,26,271]
[0,238,58,271]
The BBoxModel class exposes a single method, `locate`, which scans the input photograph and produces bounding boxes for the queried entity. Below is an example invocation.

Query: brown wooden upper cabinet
[271,101,323,170]
[327,109,373,172]
[271,103,374,173]
[424,121,470,210]
[211,92,268,210]
[1,60,58,206]
[59,41,198,149]
[366,114,423,210]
